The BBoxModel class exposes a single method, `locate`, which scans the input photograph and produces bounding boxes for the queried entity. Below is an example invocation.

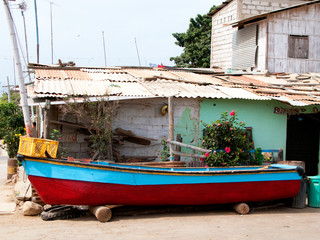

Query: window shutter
[288,35,309,59]
[232,24,257,70]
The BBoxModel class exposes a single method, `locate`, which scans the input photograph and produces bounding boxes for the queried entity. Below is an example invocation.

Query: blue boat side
[23,158,301,186]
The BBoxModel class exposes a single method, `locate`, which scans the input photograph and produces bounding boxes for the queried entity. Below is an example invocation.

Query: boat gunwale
[20,155,300,176]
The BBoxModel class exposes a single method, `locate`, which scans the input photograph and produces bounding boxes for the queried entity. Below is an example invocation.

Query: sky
[0,0,223,93]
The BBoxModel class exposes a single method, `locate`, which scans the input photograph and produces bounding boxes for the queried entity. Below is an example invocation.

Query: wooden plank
[123,161,186,167]
[115,128,157,145]
[50,120,90,130]
[172,151,205,159]
[174,134,182,161]
[167,140,211,153]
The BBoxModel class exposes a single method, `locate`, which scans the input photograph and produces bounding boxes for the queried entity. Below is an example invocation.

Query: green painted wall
[175,107,198,153]
[199,99,288,154]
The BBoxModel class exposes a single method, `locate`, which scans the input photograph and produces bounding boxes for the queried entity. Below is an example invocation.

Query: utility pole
[19,2,32,83]
[134,37,141,66]
[3,0,32,136]
[50,2,54,64]
[6,77,11,103]
[2,77,12,103]
[34,0,40,63]
[102,31,107,66]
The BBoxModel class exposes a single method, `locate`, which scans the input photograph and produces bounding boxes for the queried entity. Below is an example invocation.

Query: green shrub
[200,111,253,166]
[0,103,25,158]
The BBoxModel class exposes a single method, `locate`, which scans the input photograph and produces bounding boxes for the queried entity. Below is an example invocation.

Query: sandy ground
[1,205,320,240]
[1,158,320,240]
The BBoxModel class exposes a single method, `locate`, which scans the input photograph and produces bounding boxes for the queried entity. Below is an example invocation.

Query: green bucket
[308,176,320,208]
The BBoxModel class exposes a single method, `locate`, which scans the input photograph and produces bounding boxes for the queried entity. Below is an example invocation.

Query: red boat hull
[29,175,301,206]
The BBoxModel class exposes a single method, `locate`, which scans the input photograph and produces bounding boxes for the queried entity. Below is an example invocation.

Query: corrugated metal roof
[28,66,320,106]
[141,79,228,99]
[35,69,91,80]
[216,86,270,100]
[34,79,116,96]
[126,68,182,80]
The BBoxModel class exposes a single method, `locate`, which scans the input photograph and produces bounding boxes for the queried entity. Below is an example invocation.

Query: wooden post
[232,203,250,215]
[89,206,112,222]
[174,134,182,161]
[43,100,51,139]
[168,96,174,161]
[277,148,283,162]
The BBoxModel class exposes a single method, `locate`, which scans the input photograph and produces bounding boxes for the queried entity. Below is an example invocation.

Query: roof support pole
[43,100,51,139]
[168,96,174,161]
[3,0,32,136]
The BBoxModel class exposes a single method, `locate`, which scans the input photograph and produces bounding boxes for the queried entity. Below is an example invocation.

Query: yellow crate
[18,136,59,158]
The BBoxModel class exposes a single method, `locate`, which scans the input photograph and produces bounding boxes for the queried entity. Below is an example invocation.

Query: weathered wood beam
[167,140,211,153]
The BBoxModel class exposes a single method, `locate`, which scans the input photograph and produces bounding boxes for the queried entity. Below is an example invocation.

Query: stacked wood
[31,186,45,206]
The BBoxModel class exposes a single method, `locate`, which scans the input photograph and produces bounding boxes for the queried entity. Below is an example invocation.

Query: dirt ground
[1,158,320,240]
[0,203,320,240]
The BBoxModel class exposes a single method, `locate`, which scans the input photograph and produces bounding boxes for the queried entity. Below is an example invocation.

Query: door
[286,113,320,176]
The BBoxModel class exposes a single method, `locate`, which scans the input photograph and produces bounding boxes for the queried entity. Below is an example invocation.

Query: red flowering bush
[200,111,253,166]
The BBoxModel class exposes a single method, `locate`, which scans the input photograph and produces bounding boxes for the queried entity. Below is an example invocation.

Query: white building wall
[57,98,201,161]
[113,98,200,160]
[256,21,267,71]
[211,0,238,69]
[240,0,310,19]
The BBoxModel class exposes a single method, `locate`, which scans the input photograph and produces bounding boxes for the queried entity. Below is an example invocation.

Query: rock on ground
[23,201,43,216]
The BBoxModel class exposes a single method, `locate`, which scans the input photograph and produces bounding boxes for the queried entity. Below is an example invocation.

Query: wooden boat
[17,154,304,206]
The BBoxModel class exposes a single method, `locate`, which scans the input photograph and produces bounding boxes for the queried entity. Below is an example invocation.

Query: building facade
[209,0,319,73]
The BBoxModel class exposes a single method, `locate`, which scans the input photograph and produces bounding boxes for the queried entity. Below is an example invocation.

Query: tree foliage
[0,102,25,157]
[0,92,21,104]
[170,5,216,68]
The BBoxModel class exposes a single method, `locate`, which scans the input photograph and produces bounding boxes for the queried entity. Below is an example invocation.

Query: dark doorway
[286,113,320,176]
